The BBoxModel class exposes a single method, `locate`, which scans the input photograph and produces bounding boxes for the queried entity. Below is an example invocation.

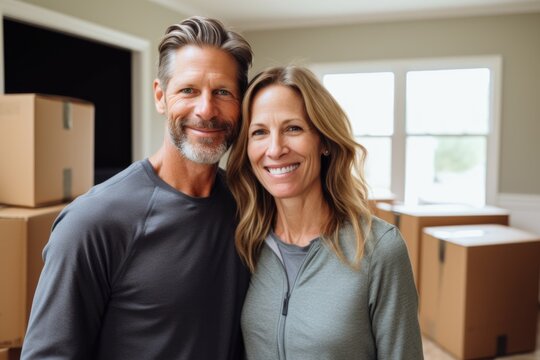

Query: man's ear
[153,79,166,114]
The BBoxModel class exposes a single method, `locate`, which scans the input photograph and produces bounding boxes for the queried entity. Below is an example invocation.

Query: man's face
[154,45,241,164]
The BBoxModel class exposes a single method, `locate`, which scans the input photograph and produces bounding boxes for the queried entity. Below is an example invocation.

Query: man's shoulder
[86,160,151,198]
[60,160,155,223]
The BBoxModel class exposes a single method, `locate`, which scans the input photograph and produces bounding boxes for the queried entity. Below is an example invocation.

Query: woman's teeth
[267,164,299,175]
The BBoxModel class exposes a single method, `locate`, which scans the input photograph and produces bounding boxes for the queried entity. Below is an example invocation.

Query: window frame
[310,56,502,205]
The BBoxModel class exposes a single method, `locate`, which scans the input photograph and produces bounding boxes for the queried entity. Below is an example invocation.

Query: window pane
[407,68,490,134]
[405,136,486,206]
[357,136,392,194]
[324,72,394,136]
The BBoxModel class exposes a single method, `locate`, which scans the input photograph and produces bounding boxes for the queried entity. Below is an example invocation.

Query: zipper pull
[282,292,290,316]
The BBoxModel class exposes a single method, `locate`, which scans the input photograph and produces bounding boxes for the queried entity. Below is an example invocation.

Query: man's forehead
[168,46,238,86]
[168,69,237,87]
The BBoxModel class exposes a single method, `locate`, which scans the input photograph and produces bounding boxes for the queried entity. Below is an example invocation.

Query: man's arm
[21,209,110,359]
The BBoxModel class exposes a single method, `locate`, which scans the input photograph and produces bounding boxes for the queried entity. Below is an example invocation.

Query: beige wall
[17,0,188,154]
[7,2,540,195]
[244,13,540,195]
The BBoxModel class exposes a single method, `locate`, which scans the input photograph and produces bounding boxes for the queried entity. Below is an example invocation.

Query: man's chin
[179,142,228,165]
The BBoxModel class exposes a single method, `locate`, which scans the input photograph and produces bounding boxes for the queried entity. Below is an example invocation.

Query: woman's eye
[286,125,302,132]
[251,129,266,136]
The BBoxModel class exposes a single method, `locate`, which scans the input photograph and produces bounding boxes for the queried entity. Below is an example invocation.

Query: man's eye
[216,89,232,96]
[180,88,194,94]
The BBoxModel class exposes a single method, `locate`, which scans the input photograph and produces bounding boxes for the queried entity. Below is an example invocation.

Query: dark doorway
[3,18,132,184]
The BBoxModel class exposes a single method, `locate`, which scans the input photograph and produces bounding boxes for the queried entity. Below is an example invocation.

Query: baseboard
[497,193,540,303]
[496,193,540,234]
[497,193,540,211]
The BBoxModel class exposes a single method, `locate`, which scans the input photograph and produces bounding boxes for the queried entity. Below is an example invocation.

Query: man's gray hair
[157,16,253,95]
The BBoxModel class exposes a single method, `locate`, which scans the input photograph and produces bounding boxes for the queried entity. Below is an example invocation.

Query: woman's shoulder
[338,216,404,255]
[336,216,394,255]
[364,216,409,259]
[369,216,398,241]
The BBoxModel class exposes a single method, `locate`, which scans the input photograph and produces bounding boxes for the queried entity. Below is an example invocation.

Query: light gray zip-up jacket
[241,217,423,360]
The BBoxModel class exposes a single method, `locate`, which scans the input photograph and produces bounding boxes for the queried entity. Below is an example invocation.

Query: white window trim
[0,0,152,160]
[310,55,502,205]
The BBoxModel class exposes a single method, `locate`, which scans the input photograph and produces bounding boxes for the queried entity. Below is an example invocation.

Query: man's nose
[194,92,218,120]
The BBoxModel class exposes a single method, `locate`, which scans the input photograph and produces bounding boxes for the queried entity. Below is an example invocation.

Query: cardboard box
[375,202,398,225]
[0,347,21,360]
[367,189,395,216]
[420,224,540,359]
[0,204,65,347]
[376,203,509,288]
[0,94,94,207]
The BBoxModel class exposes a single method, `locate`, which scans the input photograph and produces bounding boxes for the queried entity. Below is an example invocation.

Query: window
[311,57,501,206]
[324,72,394,192]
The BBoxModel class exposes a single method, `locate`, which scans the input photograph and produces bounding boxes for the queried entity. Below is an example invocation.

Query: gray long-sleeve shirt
[242,217,423,360]
[22,159,249,360]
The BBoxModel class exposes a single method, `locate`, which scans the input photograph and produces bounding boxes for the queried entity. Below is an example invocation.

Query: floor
[422,309,540,359]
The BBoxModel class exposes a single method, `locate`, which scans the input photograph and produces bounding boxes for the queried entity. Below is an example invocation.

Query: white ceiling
[149,0,540,30]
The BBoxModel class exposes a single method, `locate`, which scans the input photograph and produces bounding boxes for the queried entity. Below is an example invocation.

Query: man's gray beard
[168,122,231,165]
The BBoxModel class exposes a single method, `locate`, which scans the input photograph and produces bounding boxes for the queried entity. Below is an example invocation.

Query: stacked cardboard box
[375,202,398,225]
[0,347,21,360]
[375,203,509,290]
[420,224,540,359]
[0,94,94,351]
[0,94,94,207]
[0,205,66,347]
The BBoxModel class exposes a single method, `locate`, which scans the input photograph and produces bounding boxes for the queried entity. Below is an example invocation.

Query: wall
[15,0,188,155]
[2,2,539,230]
[244,13,540,197]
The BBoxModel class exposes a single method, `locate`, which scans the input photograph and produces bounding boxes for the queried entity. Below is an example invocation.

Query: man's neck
[148,143,219,198]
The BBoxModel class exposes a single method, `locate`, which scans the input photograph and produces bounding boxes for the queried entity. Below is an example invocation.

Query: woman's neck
[274,190,330,247]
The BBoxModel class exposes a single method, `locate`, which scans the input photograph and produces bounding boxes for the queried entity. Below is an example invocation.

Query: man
[21,17,252,359]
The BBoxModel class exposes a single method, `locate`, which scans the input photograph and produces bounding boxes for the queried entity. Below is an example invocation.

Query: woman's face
[247,84,324,201]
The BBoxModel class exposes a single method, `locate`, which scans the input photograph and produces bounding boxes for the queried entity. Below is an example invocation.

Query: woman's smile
[265,163,300,175]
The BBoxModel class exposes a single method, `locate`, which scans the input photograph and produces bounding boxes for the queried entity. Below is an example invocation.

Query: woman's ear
[321,138,331,156]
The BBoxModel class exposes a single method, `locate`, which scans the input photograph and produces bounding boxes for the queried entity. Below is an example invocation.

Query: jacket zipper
[282,292,290,316]
[274,253,290,360]
[272,242,320,360]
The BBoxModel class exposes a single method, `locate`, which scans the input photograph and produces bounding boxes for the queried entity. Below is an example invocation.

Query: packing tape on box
[63,168,72,200]
[438,239,446,263]
[496,335,507,356]
[62,102,72,200]
[63,101,73,129]
[393,212,400,228]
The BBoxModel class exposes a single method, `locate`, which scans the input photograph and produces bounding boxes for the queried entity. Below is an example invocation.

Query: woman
[227,65,423,359]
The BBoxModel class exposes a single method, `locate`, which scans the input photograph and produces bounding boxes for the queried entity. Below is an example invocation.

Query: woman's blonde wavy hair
[227,65,372,272]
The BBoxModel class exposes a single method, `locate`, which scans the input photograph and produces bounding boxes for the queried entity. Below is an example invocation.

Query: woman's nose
[266,133,288,159]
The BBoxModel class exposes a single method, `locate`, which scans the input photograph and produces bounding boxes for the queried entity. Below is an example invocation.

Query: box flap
[391,204,509,217]
[1,93,92,106]
[424,224,540,246]
[0,204,66,220]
